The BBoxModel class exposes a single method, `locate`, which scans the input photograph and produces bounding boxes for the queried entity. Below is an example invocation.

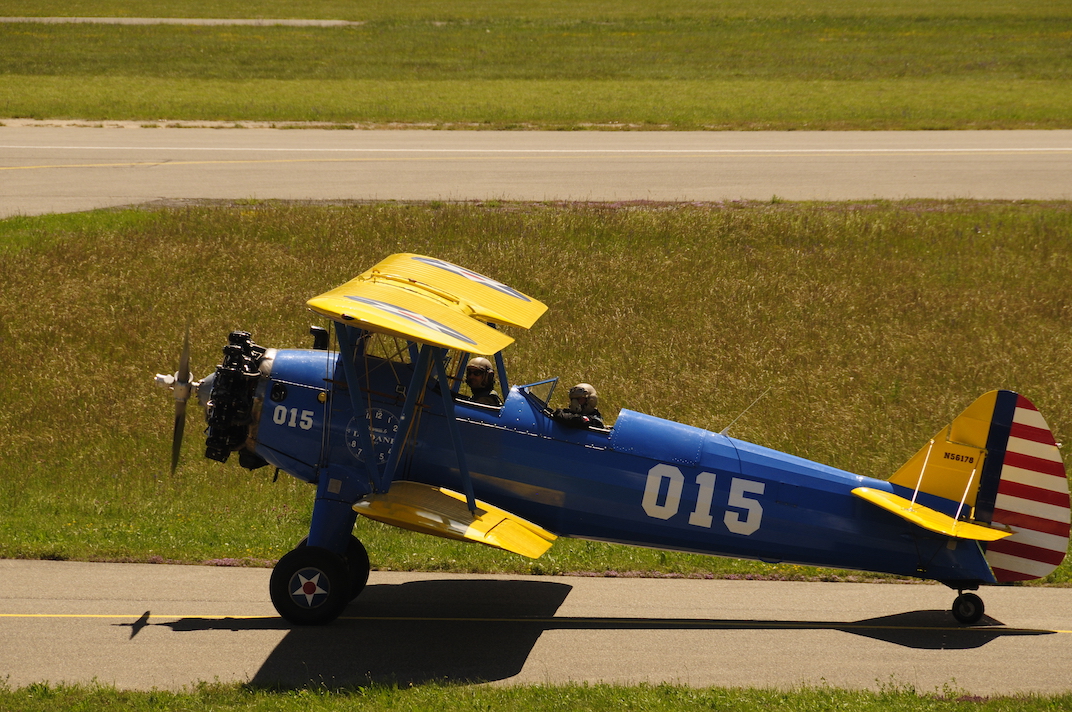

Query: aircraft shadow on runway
[151,579,1054,688]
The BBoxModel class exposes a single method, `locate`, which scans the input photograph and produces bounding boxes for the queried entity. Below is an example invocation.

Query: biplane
[156,253,1071,626]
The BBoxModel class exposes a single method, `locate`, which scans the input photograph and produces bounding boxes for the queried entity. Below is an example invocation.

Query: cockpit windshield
[518,378,558,409]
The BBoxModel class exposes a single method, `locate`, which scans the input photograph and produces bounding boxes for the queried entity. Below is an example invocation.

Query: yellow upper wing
[306,254,547,353]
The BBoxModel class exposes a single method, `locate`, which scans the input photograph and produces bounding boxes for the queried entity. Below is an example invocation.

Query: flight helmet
[465,357,495,390]
[568,383,598,414]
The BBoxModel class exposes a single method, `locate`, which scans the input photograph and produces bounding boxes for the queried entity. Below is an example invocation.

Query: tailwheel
[270,546,351,625]
[951,592,985,625]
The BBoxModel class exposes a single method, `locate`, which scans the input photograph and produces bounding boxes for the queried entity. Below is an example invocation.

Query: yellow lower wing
[353,481,557,559]
[852,487,1012,541]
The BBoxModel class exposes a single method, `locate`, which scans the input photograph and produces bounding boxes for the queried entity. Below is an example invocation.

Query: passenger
[550,383,605,429]
[463,357,502,407]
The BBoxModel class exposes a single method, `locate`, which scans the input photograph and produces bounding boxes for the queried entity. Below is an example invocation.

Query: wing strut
[430,346,479,513]
[334,323,382,491]
[494,349,510,395]
[334,328,477,513]
[379,343,433,490]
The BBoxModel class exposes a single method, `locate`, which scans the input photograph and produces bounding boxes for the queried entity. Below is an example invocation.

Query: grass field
[4,680,1072,712]
[6,0,1071,21]
[2,199,1070,583]
[2,0,1071,128]
[3,203,1072,706]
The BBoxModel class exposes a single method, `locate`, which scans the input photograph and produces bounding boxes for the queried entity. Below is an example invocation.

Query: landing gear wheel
[294,535,370,601]
[270,546,351,625]
[952,592,985,625]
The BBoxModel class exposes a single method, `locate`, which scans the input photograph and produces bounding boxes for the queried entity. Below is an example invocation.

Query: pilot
[463,357,502,407]
[550,383,605,429]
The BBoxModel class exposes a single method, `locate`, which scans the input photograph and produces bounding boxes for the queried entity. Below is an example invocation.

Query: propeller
[155,327,199,475]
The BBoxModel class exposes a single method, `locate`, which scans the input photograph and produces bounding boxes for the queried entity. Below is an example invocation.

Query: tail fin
[889,390,1070,582]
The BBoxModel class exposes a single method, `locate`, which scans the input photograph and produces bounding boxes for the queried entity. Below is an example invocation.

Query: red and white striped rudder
[983,394,1071,582]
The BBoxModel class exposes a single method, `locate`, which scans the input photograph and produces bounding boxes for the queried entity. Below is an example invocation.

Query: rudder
[983,393,1070,581]
[888,390,1070,582]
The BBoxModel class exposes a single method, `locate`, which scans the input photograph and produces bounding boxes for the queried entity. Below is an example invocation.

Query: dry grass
[1,200,1070,581]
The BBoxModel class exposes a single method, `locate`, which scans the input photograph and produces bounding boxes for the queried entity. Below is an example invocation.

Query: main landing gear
[951,591,985,625]
[269,535,371,625]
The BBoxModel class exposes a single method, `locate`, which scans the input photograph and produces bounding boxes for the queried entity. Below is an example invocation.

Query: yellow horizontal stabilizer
[307,280,514,354]
[852,487,1012,542]
[307,254,547,350]
[353,481,557,559]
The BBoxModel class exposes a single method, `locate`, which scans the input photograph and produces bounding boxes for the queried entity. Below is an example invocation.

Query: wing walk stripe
[991,509,1072,537]
[997,480,1072,508]
[411,256,532,302]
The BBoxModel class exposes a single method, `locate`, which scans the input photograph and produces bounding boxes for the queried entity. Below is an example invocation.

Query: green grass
[2,1,1072,127]
[3,680,1072,711]
[3,0,1070,21]
[1,200,1071,585]
[7,19,1070,81]
[7,77,1069,130]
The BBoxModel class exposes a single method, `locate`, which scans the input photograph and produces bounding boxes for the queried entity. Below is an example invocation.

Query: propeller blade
[171,325,192,475]
[171,399,187,475]
[177,327,191,390]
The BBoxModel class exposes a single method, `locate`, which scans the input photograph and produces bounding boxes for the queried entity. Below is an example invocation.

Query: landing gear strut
[951,591,985,625]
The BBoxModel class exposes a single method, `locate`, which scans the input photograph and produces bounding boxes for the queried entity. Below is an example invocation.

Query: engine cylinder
[205,331,264,463]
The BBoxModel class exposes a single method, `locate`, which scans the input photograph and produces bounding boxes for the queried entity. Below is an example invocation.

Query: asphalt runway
[3,559,1072,692]
[4,125,1072,693]
[2,125,1071,218]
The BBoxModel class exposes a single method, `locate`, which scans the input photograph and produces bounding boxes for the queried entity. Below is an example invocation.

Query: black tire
[269,546,351,625]
[295,534,370,601]
[951,592,985,625]
[344,535,371,600]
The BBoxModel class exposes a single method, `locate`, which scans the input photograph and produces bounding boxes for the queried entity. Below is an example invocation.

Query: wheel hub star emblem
[289,568,328,608]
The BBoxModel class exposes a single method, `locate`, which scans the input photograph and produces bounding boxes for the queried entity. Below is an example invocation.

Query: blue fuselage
[252,348,995,586]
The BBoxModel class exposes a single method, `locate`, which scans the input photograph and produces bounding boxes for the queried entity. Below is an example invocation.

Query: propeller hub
[154,372,198,402]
